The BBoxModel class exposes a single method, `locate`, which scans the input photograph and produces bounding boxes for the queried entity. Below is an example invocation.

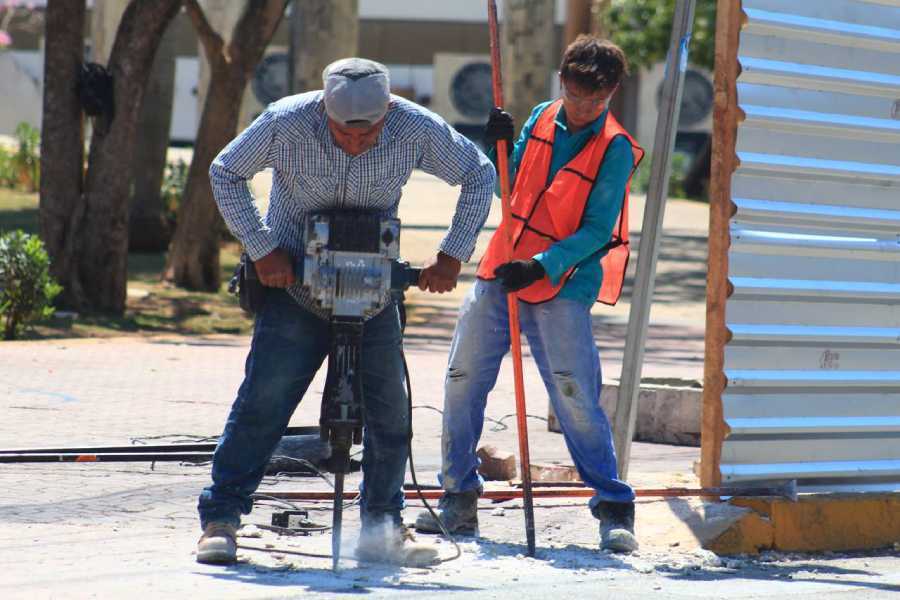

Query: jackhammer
[300,210,420,571]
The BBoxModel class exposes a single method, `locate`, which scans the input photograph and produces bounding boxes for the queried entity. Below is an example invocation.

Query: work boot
[196,522,237,565]
[355,523,440,568]
[414,489,479,535]
[592,501,639,553]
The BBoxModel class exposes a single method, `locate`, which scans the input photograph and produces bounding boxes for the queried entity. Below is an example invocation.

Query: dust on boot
[355,517,440,568]
[592,501,638,553]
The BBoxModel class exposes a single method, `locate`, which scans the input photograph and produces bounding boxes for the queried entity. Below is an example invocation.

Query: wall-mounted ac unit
[431,53,493,147]
[635,61,714,156]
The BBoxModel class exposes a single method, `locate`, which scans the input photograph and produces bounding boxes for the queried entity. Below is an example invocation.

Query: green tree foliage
[604,0,716,71]
[0,122,40,191]
[0,230,61,340]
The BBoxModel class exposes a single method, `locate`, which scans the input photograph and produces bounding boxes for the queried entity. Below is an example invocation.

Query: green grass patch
[3,191,253,340]
[0,188,39,235]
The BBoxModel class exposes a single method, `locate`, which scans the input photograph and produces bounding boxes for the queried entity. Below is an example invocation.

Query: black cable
[491,412,549,432]
[403,349,461,564]
[267,455,335,489]
[237,543,351,561]
[256,522,331,536]
[412,405,548,432]
[130,433,217,445]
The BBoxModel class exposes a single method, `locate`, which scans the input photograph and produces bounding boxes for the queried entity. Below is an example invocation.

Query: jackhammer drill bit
[331,470,345,572]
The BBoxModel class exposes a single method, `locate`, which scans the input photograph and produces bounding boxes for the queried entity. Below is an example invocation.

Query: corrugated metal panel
[722,0,900,492]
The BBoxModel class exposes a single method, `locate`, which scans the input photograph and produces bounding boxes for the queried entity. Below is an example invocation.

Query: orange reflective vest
[476,99,644,305]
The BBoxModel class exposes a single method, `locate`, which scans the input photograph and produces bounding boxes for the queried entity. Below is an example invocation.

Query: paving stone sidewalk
[2,333,898,599]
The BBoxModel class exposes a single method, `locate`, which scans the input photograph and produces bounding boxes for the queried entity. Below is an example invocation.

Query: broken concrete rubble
[476,445,517,481]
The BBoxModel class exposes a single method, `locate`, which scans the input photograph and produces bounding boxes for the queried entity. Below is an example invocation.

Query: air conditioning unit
[431,53,493,147]
[635,61,713,155]
[244,46,290,130]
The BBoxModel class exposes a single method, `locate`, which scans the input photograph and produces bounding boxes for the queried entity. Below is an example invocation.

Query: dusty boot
[196,522,237,564]
[355,523,440,568]
[414,489,479,535]
[592,501,639,553]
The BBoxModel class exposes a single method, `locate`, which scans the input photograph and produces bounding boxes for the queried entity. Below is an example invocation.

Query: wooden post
[701,0,743,488]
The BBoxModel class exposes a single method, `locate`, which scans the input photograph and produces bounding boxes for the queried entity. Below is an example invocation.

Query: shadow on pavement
[200,559,477,594]
[657,557,900,594]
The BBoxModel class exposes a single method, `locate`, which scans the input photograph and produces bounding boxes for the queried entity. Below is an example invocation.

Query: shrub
[160,159,189,227]
[631,151,688,199]
[13,121,40,192]
[0,230,61,340]
[0,146,16,188]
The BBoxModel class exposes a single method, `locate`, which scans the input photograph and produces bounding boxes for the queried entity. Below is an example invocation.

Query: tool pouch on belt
[228,252,266,316]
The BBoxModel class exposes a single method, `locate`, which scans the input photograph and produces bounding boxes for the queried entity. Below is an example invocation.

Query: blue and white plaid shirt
[210,91,495,269]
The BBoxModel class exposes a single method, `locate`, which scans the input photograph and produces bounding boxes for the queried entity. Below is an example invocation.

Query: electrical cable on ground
[403,349,461,565]
[130,433,217,445]
[266,455,336,489]
[237,543,352,561]
[255,522,331,536]
[412,404,547,432]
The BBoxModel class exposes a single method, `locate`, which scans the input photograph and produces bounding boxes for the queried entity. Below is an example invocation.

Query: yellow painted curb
[704,494,900,555]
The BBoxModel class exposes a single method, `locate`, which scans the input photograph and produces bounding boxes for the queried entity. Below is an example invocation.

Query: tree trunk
[564,0,591,46]
[289,0,359,94]
[129,21,177,253]
[77,0,181,313]
[163,63,244,290]
[164,1,287,291]
[501,0,555,132]
[590,0,611,37]
[39,0,86,309]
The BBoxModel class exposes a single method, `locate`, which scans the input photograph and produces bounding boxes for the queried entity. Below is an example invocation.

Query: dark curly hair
[559,35,629,92]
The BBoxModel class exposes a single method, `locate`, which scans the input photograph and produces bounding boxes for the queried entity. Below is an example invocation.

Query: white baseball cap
[322,58,390,127]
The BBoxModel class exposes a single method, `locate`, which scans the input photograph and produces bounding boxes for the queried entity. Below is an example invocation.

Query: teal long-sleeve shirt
[488,101,635,306]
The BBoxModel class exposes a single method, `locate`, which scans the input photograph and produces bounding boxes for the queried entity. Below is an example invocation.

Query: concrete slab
[549,380,702,446]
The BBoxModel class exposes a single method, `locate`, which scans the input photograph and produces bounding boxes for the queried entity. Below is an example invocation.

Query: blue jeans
[441,279,634,508]
[198,289,409,530]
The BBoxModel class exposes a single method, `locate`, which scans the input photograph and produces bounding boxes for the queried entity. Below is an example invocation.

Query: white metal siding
[723,0,900,492]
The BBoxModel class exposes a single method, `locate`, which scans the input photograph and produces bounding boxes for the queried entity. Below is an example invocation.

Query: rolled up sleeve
[417,118,495,262]
[209,108,279,260]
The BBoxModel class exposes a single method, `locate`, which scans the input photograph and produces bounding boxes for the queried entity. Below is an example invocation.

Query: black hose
[402,347,462,564]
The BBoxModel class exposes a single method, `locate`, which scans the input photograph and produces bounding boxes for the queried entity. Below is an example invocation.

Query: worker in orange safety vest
[416,35,645,554]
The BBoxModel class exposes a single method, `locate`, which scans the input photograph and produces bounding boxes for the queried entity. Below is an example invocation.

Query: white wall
[0,51,42,137]
[357,0,566,23]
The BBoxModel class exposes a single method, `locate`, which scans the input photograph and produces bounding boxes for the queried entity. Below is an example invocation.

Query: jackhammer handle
[405,267,422,287]
[391,262,421,291]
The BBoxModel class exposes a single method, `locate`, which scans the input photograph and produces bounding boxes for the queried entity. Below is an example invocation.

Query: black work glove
[494,259,546,293]
[484,107,514,152]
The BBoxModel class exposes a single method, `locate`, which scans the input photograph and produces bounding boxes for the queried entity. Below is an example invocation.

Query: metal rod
[0,443,216,455]
[262,485,796,502]
[487,0,536,558]
[0,452,212,463]
[0,427,318,456]
[613,0,697,480]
